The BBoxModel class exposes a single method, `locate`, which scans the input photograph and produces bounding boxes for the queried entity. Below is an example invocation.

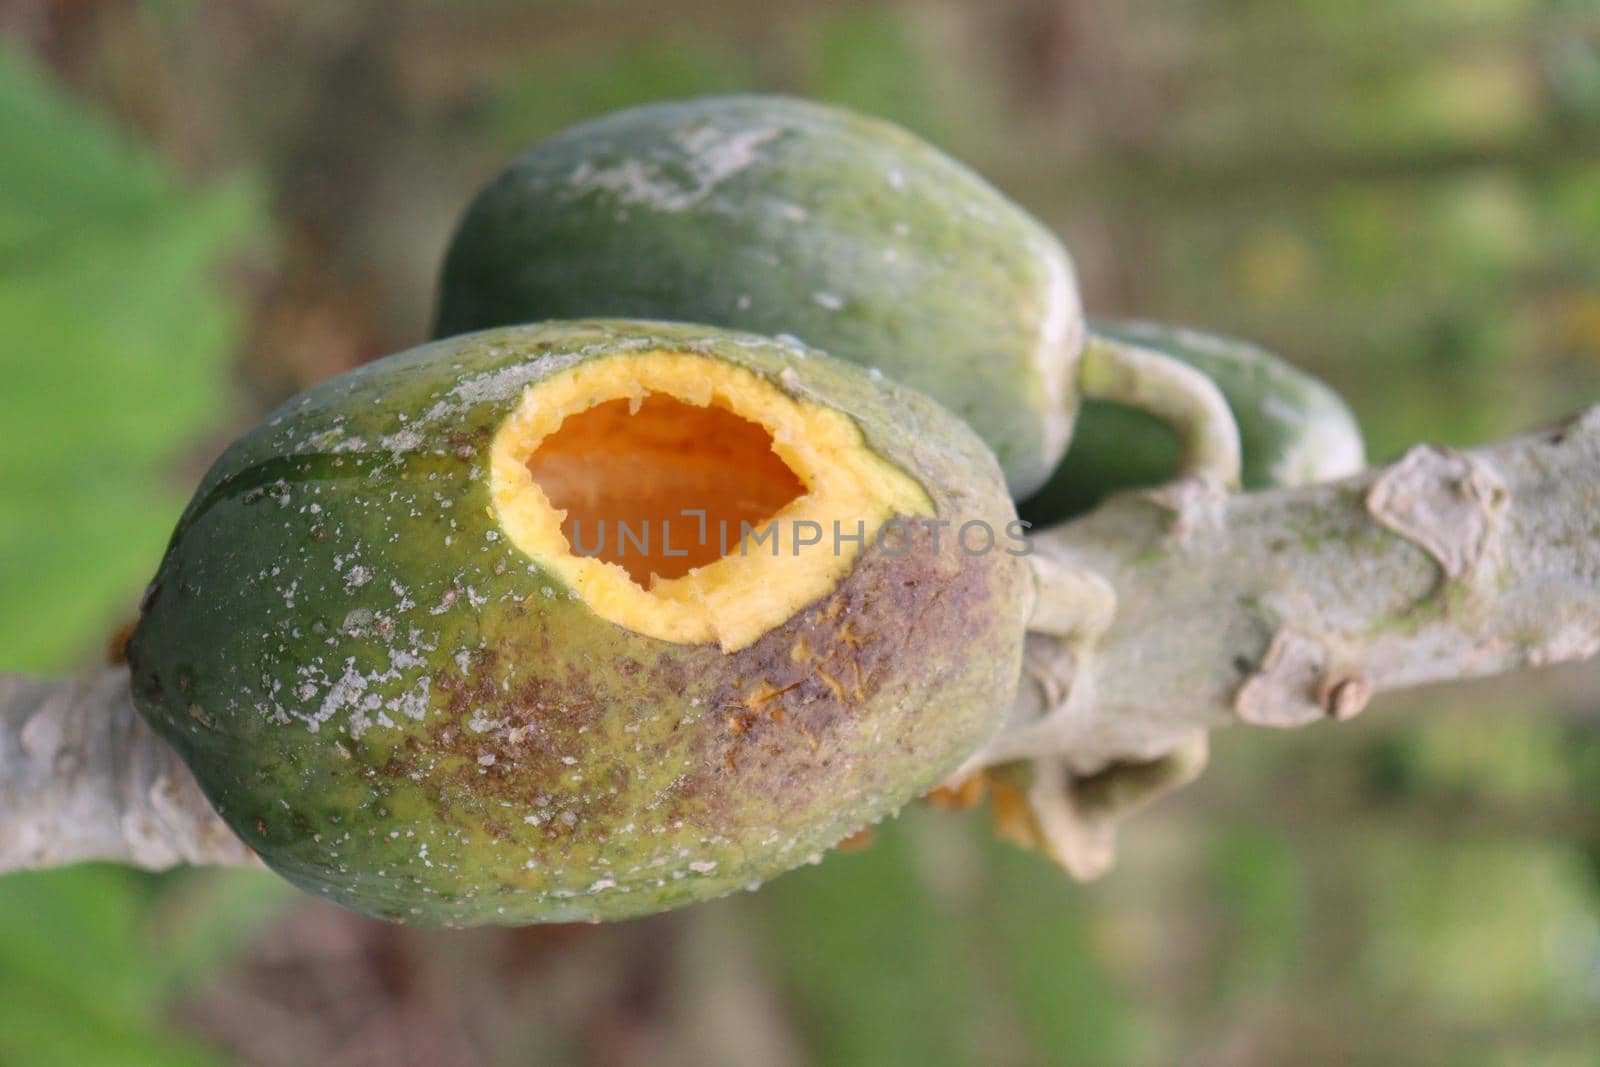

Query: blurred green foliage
[0,49,261,672]
[760,808,1144,1067]
[0,46,285,1067]
[486,37,757,149]
[0,866,292,1067]
[483,5,943,150]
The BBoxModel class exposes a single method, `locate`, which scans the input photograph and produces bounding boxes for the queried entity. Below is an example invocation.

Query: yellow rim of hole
[489,351,932,651]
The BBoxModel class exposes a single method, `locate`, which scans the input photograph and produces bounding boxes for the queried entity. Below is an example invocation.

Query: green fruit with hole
[126,320,1031,925]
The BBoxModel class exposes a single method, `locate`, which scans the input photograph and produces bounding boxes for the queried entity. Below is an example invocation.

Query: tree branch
[5,408,1599,877]
[0,667,257,871]
[950,407,1600,879]
[989,405,1600,771]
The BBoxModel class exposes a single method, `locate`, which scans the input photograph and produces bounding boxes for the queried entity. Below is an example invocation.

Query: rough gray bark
[3,407,1599,876]
[991,406,1600,767]
[0,668,256,870]
[955,406,1600,876]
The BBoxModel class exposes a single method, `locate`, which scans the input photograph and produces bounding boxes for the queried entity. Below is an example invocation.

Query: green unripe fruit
[434,95,1082,498]
[127,320,1031,925]
[1021,320,1366,525]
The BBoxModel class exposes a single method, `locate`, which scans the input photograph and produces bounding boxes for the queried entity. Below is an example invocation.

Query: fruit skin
[433,94,1081,498]
[126,320,1030,925]
[1020,320,1366,525]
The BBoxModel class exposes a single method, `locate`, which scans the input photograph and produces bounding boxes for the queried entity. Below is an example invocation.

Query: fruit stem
[1078,334,1243,490]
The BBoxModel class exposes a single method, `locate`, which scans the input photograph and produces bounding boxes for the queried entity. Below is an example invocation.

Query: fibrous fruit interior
[490,352,931,650]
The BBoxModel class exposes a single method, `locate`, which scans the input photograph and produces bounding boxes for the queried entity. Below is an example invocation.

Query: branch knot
[1365,445,1507,582]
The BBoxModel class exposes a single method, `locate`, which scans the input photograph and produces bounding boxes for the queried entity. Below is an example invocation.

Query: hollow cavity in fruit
[490,352,930,649]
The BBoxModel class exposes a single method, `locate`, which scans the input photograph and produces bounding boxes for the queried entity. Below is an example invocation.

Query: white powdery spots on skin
[299,423,368,455]
[300,652,434,738]
[311,659,374,733]
[379,426,425,454]
[962,198,999,223]
[283,581,440,734]
[466,710,501,734]
[417,362,550,427]
[254,331,692,746]
[389,677,431,723]
[411,340,635,431]
[565,125,780,212]
[340,608,374,634]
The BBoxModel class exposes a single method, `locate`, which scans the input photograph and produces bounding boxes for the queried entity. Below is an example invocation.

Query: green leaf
[0,48,262,671]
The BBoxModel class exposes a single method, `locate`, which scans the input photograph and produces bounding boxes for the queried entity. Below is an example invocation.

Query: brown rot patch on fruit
[122,319,1027,925]
[386,650,636,846]
[685,518,999,822]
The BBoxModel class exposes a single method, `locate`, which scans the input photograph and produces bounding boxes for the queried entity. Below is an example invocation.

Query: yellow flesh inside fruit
[489,352,933,650]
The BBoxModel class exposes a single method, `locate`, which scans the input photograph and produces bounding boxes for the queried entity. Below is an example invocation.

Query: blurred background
[2,0,1600,1064]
